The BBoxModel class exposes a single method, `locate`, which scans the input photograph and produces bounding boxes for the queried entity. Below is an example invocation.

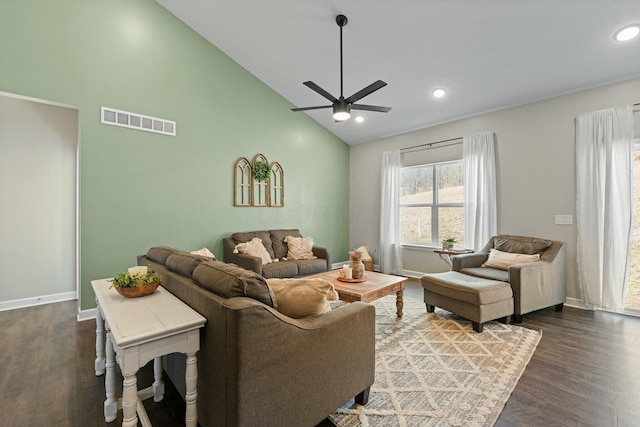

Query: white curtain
[463,132,497,251]
[576,106,634,312]
[379,150,404,275]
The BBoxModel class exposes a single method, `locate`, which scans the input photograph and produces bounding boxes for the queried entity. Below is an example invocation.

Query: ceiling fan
[291,14,391,122]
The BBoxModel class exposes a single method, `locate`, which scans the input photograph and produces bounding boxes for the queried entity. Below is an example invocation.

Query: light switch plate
[555,215,573,225]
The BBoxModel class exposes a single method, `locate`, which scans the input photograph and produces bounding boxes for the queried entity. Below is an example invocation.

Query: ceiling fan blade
[303,81,339,103]
[351,104,392,113]
[291,105,333,112]
[344,80,387,104]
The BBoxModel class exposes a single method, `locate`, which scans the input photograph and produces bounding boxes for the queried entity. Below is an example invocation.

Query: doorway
[0,93,78,308]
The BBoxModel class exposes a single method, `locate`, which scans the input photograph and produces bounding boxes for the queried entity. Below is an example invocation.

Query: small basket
[363,259,374,272]
[114,282,160,298]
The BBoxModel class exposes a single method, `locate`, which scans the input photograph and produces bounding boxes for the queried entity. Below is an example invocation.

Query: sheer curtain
[576,106,634,312]
[379,150,404,275]
[463,132,497,251]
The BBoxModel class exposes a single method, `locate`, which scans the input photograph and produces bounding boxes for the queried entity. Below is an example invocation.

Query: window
[399,160,464,246]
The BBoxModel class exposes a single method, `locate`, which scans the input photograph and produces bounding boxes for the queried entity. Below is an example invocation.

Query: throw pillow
[494,235,553,255]
[190,247,216,259]
[354,245,373,261]
[267,278,338,318]
[234,237,273,265]
[482,248,540,270]
[284,235,316,260]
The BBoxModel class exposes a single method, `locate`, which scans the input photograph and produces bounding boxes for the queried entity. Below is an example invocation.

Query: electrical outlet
[555,215,573,225]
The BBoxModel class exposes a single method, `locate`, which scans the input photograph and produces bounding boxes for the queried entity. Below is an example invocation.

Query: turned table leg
[396,288,404,318]
[121,373,139,427]
[104,325,117,423]
[95,302,105,376]
[185,351,199,427]
[153,356,165,402]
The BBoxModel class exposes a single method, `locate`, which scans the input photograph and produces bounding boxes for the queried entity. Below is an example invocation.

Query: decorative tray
[337,276,367,283]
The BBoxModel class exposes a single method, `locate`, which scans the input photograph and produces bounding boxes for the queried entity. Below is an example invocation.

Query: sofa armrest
[222,237,263,275]
[222,298,375,427]
[452,252,488,271]
[312,246,332,271]
[508,253,566,315]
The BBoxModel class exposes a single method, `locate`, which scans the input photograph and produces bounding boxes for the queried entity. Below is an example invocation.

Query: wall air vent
[101,106,176,136]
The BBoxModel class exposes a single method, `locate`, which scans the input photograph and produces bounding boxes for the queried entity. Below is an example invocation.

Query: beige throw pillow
[284,235,316,260]
[233,237,273,265]
[190,247,216,259]
[267,278,338,318]
[354,245,373,261]
[482,248,540,270]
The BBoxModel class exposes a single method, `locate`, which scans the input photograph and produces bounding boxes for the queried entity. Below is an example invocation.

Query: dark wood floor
[1,282,639,427]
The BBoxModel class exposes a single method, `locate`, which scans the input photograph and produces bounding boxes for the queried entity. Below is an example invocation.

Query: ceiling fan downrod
[336,14,348,100]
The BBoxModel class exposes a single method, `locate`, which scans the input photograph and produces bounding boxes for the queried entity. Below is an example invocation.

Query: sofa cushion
[284,236,316,260]
[232,230,276,260]
[295,258,329,276]
[494,235,552,255]
[146,246,178,265]
[233,237,273,265]
[262,261,299,279]
[192,260,276,307]
[267,278,338,318]
[166,252,209,277]
[270,229,302,260]
[461,267,510,282]
[482,249,540,270]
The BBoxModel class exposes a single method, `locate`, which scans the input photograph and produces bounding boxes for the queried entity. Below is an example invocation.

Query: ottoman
[421,271,514,332]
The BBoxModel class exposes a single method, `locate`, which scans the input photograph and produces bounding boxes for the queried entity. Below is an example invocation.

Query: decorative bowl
[113,282,160,298]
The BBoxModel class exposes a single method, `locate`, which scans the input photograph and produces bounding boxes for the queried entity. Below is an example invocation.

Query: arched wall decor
[234,153,285,207]
[234,157,252,206]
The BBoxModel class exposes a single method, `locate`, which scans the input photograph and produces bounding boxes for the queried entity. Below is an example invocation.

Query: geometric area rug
[329,295,541,427]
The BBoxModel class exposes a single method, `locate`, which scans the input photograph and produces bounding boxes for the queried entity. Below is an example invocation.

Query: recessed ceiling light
[432,88,446,98]
[355,115,364,123]
[614,24,640,42]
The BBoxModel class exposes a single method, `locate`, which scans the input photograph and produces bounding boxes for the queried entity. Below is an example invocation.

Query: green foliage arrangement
[441,237,457,244]
[253,159,271,182]
[109,266,163,288]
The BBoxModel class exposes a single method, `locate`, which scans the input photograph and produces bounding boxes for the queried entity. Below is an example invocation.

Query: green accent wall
[0,0,350,309]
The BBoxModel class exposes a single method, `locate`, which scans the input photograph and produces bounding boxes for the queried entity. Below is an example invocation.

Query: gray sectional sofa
[138,246,375,427]
[222,228,331,278]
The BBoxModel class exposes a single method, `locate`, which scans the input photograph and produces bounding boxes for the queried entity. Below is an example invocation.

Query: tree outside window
[399,160,464,246]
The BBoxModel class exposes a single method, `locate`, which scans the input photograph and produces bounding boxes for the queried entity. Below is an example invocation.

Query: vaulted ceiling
[156,1,640,145]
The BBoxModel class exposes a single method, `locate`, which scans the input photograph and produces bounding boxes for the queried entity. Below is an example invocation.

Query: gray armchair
[451,235,566,323]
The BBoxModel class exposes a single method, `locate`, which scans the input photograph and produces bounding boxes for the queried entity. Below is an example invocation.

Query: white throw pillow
[190,247,216,259]
[482,248,540,270]
[233,237,273,265]
[284,236,316,260]
[267,278,338,318]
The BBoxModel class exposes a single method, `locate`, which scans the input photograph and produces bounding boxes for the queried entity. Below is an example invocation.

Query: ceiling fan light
[333,103,351,121]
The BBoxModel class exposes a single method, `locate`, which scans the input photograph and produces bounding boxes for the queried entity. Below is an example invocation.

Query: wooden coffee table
[308,270,408,317]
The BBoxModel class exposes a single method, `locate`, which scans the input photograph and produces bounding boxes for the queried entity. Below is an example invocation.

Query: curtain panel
[463,132,497,251]
[379,150,404,275]
[576,106,634,311]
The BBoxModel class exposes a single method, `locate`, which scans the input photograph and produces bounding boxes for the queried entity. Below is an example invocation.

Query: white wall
[0,95,78,304]
[350,77,640,303]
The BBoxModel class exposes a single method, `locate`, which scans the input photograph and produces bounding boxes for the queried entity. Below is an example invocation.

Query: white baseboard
[77,307,98,322]
[0,291,76,312]
[565,297,587,310]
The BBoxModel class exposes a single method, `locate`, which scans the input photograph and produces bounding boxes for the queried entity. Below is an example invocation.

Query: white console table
[92,279,206,427]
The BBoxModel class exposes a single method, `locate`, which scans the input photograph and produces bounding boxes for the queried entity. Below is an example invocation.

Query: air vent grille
[101,106,176,136]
